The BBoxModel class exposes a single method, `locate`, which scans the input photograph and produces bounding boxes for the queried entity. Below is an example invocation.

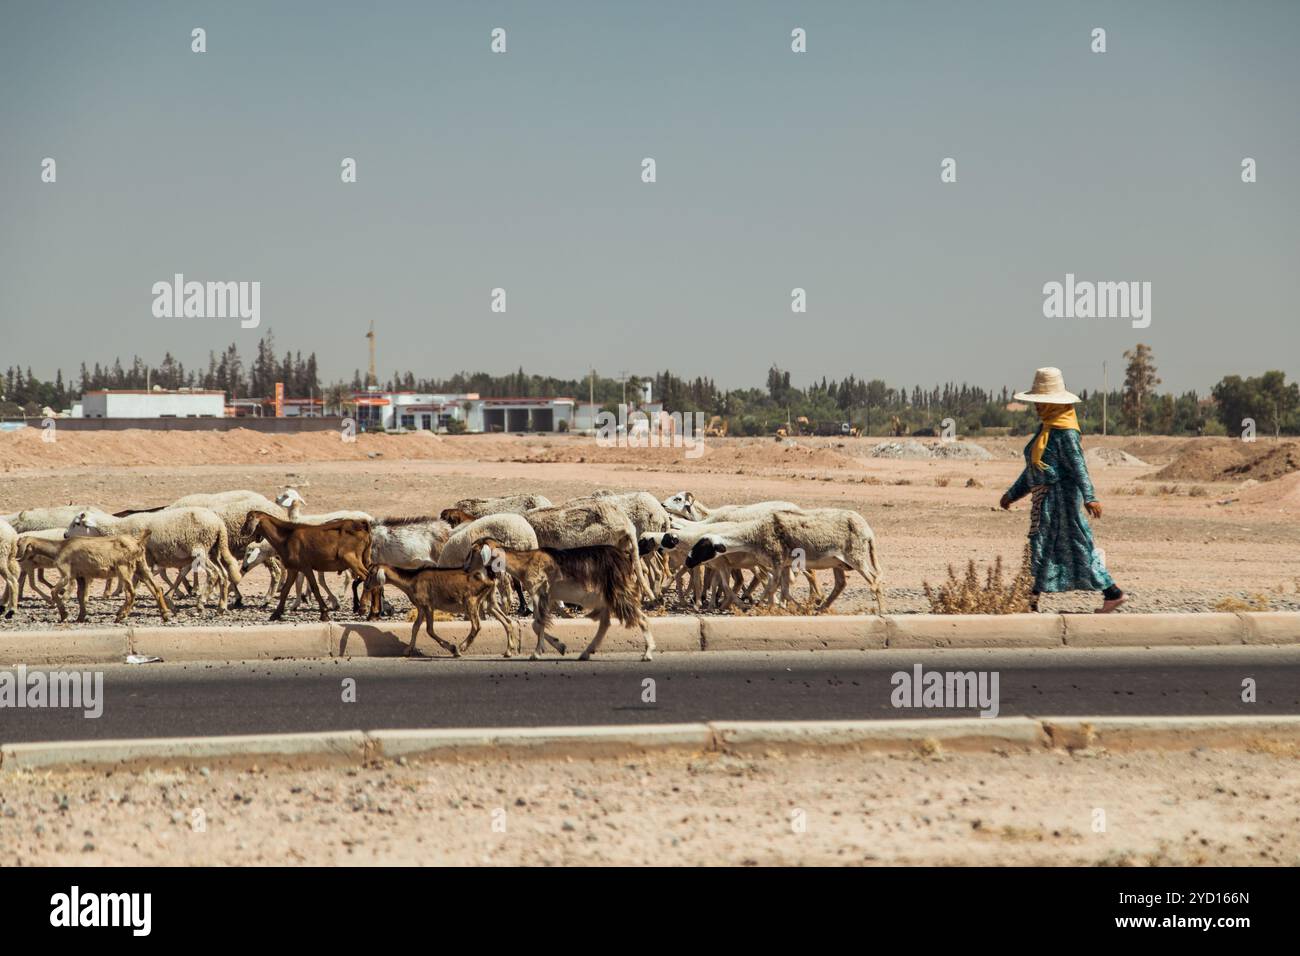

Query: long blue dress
[1004,427,1115,593]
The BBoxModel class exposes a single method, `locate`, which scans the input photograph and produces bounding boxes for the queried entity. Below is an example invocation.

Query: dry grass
[1213,593,1275,612]
[923,554,1035,614]
[934,477,950,488]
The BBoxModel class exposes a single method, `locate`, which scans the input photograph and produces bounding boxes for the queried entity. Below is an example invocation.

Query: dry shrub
[1158,484,1181,496]
[1188,485,1208,498]
[923,554,1034,614]
[1213,594,1274,612]
[893,478,912,486]
[965,477,983,488]
[934,477,950,488]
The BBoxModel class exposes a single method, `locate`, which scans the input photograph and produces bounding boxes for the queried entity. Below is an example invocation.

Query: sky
[1,0,1297,397]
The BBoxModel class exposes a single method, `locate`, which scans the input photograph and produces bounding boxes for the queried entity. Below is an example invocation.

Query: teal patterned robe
[1004,427,1115,593]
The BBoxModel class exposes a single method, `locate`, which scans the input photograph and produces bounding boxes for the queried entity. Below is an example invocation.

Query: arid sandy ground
[2,430,1298,623]
[2,747,1296,866]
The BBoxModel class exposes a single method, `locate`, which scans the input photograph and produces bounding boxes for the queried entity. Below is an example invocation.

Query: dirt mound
[1086,447,1148,467]
[1221,442,1300,482]
[1237,470,1300,510]
[1153,443,1251,481]
[1154,440,1300,483]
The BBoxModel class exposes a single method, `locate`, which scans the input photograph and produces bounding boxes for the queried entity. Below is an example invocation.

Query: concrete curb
[4,716,1297,771]
[1,612,1297,665]
[0,730,370,771]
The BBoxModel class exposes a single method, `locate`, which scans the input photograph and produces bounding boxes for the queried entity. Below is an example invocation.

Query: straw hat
[1013,367,1080,405]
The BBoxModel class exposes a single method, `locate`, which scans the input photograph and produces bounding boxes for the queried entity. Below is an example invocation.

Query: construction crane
[365,320,377,389]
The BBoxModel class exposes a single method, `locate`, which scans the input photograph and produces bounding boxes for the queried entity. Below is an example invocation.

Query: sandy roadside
[2,747,1296,865]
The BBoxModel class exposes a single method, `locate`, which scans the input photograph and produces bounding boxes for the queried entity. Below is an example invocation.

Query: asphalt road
[1,646,1297,743]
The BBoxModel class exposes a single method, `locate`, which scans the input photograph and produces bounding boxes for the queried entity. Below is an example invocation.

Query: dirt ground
[2,746,1296,866]
[2,430,1299,624]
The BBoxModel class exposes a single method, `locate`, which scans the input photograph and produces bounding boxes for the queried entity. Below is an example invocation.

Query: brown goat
[241,511,372,621]
[464,538,655,661]
[20,530,170,623]
[363,564,517,658]
[438,508,476,528]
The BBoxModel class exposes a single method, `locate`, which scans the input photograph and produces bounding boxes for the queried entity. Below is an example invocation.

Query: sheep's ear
[685,492,695,504]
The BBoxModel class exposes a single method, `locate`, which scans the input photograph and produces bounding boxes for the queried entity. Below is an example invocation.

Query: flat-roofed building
[78,389,226,418]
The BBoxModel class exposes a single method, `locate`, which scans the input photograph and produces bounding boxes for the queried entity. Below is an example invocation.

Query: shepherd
[999,367,1126,613]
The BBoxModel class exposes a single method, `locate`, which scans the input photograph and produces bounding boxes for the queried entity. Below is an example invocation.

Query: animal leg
[817,566,848,613]
[270,568,297,621]
[303,568,333,622]
[424,614,460,656]
[577,610,612,661]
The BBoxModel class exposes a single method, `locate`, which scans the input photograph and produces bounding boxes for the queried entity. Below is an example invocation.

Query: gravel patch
[1,748,1295,865]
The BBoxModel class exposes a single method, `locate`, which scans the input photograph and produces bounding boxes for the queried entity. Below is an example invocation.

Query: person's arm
[1001,467,1032,508]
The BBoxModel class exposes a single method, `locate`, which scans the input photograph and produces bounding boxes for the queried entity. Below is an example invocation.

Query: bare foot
[1096,594,1127,613]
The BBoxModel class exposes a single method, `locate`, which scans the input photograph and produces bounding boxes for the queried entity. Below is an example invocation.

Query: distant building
[467,397,575,433]
[78,389,226,419]
[348,391,478,432]
[348,391,575,432]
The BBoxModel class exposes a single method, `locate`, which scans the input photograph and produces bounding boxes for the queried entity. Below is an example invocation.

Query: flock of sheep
[0,488,883,661]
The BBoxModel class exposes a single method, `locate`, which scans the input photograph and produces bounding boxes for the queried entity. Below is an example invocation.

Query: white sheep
[1,505,115,534]
[65,508,242,615]
[168,489,288,604]
[663,499,810,606]
[770,508,884,614]
[0,519,18,619]
[670,517,784,609]
[683,507,884,614]
[447,494,554,521]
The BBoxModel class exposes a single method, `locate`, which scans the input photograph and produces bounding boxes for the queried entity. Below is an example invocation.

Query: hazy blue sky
[2,0,1297,395]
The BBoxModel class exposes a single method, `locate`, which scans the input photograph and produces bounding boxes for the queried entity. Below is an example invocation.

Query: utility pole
[619,370,628,408]
[365,320,377,389]
[1102,361,1108,436]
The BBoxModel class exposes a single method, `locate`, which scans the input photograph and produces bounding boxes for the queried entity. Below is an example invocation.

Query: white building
[466,397,575,433]
[349,391,576,433]
[350,392,478,432]
[78,389,226,418]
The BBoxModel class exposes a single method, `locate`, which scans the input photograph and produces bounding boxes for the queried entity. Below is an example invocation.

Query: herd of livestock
[0,489,883,660]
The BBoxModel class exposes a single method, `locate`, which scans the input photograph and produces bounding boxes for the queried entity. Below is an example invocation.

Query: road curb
[370,724,715,759]
[0,628,129,665]
[0,730,370,772]
[4,716,1297,771]
[1,612,1297,666]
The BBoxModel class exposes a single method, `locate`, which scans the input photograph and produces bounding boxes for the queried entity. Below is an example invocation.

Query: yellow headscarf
[1031,403,1080,470]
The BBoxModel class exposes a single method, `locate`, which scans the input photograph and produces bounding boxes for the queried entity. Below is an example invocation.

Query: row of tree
[2,337,1297,437]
